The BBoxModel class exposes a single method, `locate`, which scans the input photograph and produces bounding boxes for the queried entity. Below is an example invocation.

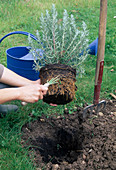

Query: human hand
[17,84,48,103]
[49,103,57,106]
[32,79,41,85]
[31,78,57,106]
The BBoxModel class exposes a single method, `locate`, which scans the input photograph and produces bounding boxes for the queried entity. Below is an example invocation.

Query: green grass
[0,0,116,169]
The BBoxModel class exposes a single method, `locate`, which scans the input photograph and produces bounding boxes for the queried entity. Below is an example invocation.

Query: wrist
[14,87,22,100]
[32,79,41,85]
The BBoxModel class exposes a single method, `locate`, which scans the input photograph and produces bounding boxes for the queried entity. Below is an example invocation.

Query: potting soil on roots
[39,64,77,105]
[21,100,116,170]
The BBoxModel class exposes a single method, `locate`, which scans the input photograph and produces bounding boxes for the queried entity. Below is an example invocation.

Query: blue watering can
[0,31,98,80]
[0,31,40,80]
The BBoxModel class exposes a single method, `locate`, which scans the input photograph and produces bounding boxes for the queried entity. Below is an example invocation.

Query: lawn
[0,0,116,169]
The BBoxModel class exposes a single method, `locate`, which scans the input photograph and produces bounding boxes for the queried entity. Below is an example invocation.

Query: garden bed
[21,100,116,170]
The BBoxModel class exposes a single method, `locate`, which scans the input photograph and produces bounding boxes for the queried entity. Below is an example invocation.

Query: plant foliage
[28,4,89,75]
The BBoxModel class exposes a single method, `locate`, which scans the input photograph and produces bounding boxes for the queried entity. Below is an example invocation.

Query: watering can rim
[6,46,34,61]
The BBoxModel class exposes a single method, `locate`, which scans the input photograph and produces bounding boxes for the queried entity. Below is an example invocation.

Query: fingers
[32,85,48,102]
[19,84,48,103]
[39,85,48,95]
[50,103,57,106]
[35,80,48,95]
[36,79,41,84]
[39,91,44,100]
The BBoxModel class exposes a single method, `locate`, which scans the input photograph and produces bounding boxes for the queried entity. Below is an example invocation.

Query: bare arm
[0,66,37,86]
[0,84,47,104]
[0,66,48,104]
[0,88,20,104]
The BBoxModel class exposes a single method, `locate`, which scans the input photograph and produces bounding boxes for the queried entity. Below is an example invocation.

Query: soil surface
[21,100,116,170]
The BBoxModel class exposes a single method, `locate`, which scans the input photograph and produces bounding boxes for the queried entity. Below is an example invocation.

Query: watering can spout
[79,38,98,56]
[88,38,98,56]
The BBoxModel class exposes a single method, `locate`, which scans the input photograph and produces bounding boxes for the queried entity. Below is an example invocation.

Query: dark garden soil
[21,100,116,170]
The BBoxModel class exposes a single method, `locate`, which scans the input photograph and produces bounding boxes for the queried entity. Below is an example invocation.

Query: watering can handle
[0,31,38,43]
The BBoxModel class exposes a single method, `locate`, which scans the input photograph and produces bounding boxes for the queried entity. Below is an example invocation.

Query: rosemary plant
[28,4,89,75]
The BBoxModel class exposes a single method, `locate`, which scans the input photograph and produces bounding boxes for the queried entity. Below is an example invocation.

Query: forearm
[0,67,34,87]
[0,83,48,104]
[0,88,20,104]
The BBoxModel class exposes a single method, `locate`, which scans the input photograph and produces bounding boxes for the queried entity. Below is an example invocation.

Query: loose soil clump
[39,64,77,105]
[21,100,116,170]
